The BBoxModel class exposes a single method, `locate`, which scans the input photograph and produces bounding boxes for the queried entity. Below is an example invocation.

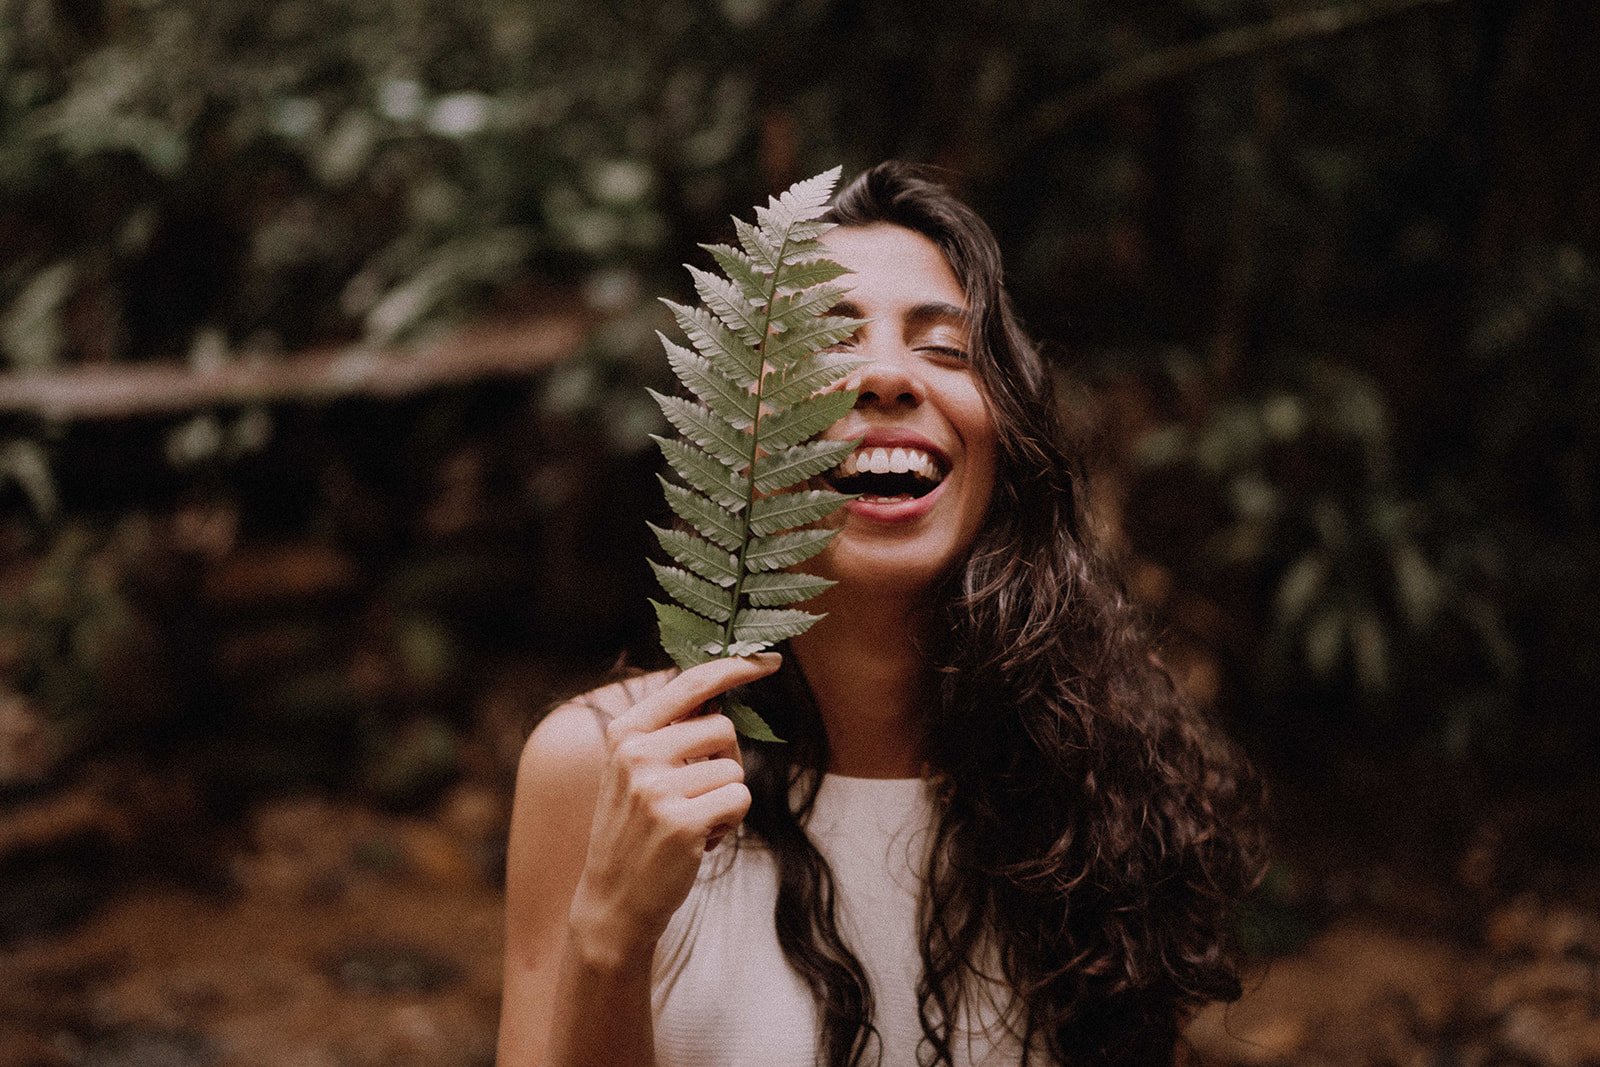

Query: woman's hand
[565,653,779,970]
[498,653,780,1066]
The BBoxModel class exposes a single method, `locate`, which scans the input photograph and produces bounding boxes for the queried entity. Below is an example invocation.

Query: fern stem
[722,231,793,652]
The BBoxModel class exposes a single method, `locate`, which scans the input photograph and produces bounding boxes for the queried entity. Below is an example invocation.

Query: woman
[499,163,1265,1066]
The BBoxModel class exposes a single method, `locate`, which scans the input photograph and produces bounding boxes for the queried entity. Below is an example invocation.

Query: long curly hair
[737,162,1267,1067]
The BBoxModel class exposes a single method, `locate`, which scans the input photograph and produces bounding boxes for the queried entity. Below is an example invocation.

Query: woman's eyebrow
[905,302,970,332]
[822,300,969,333]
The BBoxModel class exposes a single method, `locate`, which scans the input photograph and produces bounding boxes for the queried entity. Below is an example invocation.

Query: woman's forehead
[821,223,967,312]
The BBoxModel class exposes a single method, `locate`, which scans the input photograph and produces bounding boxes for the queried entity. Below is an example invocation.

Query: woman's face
[812,223,998,597]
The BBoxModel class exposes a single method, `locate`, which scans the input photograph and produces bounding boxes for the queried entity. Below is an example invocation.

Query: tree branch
[0,312,589,421]
[1029,0,1462,141]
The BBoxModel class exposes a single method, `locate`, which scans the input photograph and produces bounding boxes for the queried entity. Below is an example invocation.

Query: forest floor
[2,756,1597,1067]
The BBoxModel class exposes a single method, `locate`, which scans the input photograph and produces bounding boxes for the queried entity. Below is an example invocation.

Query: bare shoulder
[548,668,679,726]
[505,670,677,915]
[516,668,679,785]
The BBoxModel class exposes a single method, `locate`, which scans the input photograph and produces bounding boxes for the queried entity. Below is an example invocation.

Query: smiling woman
[498,163,1266,1067]
[804,223,997,601]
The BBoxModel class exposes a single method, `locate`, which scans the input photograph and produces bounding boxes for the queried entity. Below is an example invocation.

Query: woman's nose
[847,347,923,410]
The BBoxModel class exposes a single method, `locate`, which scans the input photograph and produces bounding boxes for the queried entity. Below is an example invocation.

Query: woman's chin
[811,540,956,601]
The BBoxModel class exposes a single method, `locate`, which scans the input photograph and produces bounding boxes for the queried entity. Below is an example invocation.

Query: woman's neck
[789,589,933,779]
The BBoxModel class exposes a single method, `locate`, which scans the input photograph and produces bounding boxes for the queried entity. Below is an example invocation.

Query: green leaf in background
[650,167,866,739]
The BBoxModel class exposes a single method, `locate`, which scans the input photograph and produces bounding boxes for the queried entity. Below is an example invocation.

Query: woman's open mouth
[824,446,948,503]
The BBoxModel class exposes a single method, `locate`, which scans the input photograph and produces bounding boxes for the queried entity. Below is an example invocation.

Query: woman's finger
[609,653,780,738]
[663,756,743,800]
[674,780,753,832]
[605,707,742,782]
[656,710,742,765]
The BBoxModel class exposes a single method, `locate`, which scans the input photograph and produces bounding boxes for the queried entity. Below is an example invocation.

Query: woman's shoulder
[556,667,679,722]
[506,668,680,897]
[518,668,679,782]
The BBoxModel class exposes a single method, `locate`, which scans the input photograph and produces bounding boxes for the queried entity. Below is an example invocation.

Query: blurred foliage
[1,0,1596,814]
[0,523,141,749]
[1123,236,1597,778]
[2,0,678,373]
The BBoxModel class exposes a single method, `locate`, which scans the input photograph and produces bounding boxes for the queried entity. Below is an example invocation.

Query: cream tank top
[651,774,1032,1067]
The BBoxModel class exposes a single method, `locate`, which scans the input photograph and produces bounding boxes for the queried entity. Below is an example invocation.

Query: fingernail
[747,652,782,667]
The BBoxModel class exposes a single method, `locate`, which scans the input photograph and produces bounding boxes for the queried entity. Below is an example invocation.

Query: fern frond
[733,217,782,273]
[650,167,864,740]
[723,700,782,742]
[774,258,851,294]
[754,166,839,231]
[764,314,864,370]
[688,266,770,347]
[768,283,853,330]
[662,301,761,386]
[652,600,720,671]
[700,244,769,306]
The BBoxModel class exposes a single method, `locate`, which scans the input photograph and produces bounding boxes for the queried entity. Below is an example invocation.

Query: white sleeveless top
[651,774,1032,1066]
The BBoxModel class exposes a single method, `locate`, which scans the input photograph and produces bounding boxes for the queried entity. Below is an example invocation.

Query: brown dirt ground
[3,786,1597,1067]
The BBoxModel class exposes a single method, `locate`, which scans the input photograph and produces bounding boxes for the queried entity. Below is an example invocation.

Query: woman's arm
[497,655,779,1067]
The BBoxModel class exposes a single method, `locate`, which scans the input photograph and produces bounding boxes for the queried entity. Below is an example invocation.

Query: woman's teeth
[826,446,946,501]
[837,447,942,480]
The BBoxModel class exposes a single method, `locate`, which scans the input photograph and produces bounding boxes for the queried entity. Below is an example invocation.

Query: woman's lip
[843,477,947,523]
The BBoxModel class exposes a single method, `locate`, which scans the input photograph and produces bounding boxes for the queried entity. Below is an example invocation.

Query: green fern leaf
[744,528,838,572]
[653,600,720,670]
[733,217,782,273]
[768,283,853,331]
[649,168,865,740]
[658,478,744,551]
[650,391,750,468]
[775,258,851,294]
[757,390,859,453]
[731,608,822,646]
[764,315,865,370]
[754,167,840,231]
[653,436,746,511]
[753,438,859,494]
[659,335,758,427]
[662,301,761,386]
[765,357,867,409]
[749,487,854,536]
[743,571,836,606]
[689,266,767,346]
[781,236,831,264]
[723,699,783,743]
[700,244,769,306]
[648,522,738,586]
[650,562,736,623]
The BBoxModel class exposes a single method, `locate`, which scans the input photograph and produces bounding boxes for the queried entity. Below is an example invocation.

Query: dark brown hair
[739,162,1267,1066]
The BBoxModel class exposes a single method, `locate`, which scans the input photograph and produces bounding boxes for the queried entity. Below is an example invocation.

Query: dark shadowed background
[1,1,1597,1064]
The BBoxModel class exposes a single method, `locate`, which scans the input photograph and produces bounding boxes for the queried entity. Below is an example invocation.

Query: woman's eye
[919,345,970,363]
